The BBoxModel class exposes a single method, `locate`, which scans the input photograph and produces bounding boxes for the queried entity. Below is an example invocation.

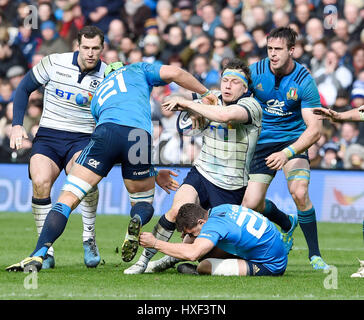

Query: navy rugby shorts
[249,139,309,176]
[182,166,246,210]
[76,122,155,179]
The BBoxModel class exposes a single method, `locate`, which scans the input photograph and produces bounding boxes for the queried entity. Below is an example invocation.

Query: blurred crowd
[0,0,363,168]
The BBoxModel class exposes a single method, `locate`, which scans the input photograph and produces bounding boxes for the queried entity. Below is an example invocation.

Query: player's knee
[289,184,308,207]
[32,176,53,197]
[62,175,94,202]
[197,260,212,275]
[243,197,264,212]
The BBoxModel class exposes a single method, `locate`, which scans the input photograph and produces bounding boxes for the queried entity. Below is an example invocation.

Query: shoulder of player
[292,63,314,88]
[249,58,268,77]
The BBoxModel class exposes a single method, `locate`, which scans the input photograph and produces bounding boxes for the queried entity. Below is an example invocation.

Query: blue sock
[31,203,71,258]
[298,207,320,259]
[262,199,291,232]
[130,202,154,226]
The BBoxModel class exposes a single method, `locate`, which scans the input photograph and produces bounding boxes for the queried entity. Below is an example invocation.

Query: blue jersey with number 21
[90,62,167,135]
[198,204,287,273]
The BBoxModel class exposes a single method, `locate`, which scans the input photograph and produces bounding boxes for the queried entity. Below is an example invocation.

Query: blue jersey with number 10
[197,204,287,273]
[90,62,167,135]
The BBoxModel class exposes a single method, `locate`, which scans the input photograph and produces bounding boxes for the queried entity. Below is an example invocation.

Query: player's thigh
[165,184,199,222]
[66,150,82,174]
[123,176,156,194]
[197,258,249,276]
[283,158,311,208]
[29,154,61,197]
[242,179,271,212]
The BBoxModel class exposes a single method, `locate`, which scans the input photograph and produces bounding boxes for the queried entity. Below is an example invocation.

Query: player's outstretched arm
[140,232,214,261]
[162,96,249,123]
[313,106,364,122]
[159,65,218,105]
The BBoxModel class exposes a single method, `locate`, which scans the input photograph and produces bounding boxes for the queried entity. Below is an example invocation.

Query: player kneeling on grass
[140,203,288,276]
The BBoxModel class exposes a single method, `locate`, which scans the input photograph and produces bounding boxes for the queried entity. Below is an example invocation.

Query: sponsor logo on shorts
[88,159,100,169]
[133,169,150,176]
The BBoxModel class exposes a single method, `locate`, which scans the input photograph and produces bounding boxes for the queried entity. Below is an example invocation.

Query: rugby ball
[176,111,209,136]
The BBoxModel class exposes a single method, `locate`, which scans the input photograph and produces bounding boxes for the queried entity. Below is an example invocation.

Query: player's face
[267,37,294,74]
[183,220,205,239]
[220,75,248,103]
[78,35,103,71]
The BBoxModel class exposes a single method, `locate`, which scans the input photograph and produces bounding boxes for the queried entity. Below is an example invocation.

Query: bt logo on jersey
[55,89,93,106]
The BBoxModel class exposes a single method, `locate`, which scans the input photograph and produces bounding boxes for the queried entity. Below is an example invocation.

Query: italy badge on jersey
[287,88,298,100]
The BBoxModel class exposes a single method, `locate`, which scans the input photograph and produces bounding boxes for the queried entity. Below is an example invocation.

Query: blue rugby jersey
[90,62,167,135]
[197,204,287,273]
[249,58,321,144]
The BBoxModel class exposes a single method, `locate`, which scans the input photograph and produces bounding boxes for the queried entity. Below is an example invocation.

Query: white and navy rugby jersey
[194,91,262,190]
[32,51,106,133]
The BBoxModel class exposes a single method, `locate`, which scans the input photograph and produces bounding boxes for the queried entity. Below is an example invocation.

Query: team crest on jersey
[255,83,264,91]
[89,79,101,90]
[286,88,298,100]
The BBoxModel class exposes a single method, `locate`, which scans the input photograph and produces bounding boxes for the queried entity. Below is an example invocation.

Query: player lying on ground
[6,61,217,272]
[139,203,288,276]
[313,105,364,278]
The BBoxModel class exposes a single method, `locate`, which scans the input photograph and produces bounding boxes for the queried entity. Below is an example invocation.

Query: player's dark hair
[78,25,104,46]
[267,27,297,49]
[221,58,252,87]
[176,203,207,232]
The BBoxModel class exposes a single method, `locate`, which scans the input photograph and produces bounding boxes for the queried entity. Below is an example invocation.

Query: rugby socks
[130,202,154,226]
[298,207,321,258]
[80,187,98,242]
[138,214,176,265]
[262,199,292,232]
[32,197,54,257]
[31,203,71,258]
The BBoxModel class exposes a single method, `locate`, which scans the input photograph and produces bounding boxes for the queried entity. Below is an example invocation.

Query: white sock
[32,197,54,256]
[80,187,99,242]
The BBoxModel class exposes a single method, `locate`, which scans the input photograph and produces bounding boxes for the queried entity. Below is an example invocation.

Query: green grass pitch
[1,212,363,300]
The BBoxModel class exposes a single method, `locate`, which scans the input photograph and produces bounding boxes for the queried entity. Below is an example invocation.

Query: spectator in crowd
[292,39,310,69]
[189,54,220,88]
[155,0,176,36]
[0,79,15,112]
[219,7,236,34]
[58,1,85,46]
[80,0,122,34]
[22,98,42,134]
[6,65,26,91]
[351,76,364,108]
[272,9,290,29]
[128,47,143,63]
[314,50,353,107]
[305,18,325,47]
[103,48,120,64]
[119,36,136,62]
[320,142,343,169]
[337,122,362,161]
[344,2,364,43]
[160,24,187,64]
[0,27,28,78]
[344,143,364,169]
[175,0,194,30]
[330,37,353,69]
[107,19,125,50]
[352,45,364,79]
[200,3,221,37]
[0,0,21,26]
[310,40,327,75]
[37,20,71,56]
[142,34,161,64]
[38,2,57,25]
[251,26,267,58]
[187,14,205,42]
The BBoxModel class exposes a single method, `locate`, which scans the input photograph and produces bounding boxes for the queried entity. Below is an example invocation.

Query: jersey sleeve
[32,54,54,85]
[237,97,262,126]
[300,77,322,109]
[140,62,168,87]
[197,217,229,246]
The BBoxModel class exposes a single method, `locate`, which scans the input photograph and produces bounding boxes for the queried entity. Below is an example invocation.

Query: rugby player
[10,25,106,269]
[242,27,329,270]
